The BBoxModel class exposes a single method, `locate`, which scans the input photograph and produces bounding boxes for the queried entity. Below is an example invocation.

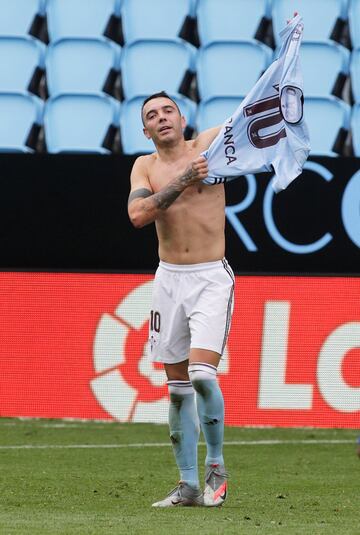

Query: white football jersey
[202,14,311,193]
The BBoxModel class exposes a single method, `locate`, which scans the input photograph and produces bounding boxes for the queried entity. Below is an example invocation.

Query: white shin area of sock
[188,362,225,466]
[167,380,200,488]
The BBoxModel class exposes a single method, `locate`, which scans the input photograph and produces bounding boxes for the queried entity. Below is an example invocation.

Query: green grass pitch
[0,419,359,535]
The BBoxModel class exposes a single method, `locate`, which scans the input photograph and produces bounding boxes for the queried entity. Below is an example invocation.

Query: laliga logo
[90,281,228,423]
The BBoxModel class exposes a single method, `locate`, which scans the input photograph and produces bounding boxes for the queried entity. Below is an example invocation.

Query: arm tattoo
[152,168,193,210]
[153,183,183,210]
[129,169,193,213]
[128,188,152,206]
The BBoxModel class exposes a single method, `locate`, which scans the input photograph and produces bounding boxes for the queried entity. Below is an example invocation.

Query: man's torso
[145,140,226,264]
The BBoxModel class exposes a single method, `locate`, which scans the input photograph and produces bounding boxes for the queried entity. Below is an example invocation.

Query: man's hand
[180,156,209,187]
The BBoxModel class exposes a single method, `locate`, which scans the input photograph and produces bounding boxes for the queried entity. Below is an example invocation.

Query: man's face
[142,97,186,145]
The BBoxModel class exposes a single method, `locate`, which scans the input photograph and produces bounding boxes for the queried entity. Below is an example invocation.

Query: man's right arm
[128,155,208,229]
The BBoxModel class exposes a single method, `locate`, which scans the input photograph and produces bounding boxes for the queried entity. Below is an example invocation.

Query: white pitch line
[0,422,114,429]
[0,439,355,450]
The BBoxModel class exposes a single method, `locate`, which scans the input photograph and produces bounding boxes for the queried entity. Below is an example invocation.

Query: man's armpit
[128,188,152,205]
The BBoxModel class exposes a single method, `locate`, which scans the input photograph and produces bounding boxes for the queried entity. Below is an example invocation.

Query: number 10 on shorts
[150,310,161,333]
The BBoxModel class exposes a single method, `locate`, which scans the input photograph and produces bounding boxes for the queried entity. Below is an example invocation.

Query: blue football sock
[167,380,200,488]
[189,362,225,467]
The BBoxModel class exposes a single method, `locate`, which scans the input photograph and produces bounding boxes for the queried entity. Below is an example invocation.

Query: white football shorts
[149,258,235,364]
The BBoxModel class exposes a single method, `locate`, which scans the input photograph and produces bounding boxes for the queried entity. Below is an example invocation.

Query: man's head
[141,91,186,146]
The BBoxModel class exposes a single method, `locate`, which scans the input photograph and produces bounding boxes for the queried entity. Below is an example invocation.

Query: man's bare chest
[148,160,192,193]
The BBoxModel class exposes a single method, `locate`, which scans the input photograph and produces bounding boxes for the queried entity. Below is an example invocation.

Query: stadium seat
[46,38,121,97]
[350,48,360,102]
[349,0,360,48]
[197,0,270,46]
[300,41,350,98]
[351,103,360,155]
[304,96,351,156]
[44,94,121,153]
[119,94,196,154]
[189,0,198,17]
[121,39,196,100]
[0,36,45,94]
[196,41,272,101]
[0,92,43,152]
[40,0,47,13]
[121,0,195,43]
[196,96,243,132]
[0,0,45,37]
[272,0,348,45]
[46,0,121,42]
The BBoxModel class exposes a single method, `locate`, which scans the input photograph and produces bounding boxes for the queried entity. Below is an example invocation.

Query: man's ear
[181,115,187,131]
[143,127,151,139]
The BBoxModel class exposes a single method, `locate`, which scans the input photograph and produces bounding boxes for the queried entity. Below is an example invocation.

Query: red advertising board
[0,273,359,427]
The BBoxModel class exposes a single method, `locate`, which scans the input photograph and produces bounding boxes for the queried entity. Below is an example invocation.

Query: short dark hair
[141,91,181,124]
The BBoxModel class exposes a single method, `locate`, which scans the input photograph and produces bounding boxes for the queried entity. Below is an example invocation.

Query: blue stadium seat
[0,0,45,36]
[197,41,272,101]
[121,0,194,43]
[350,48,360,102]
[119,94,196,154]
[196,96,243,132]
[47,0,121,42]
[121,39,196,100]
[0,36,45,93]
[351,103,360,155]
[304,96,351,156]
[0,92,43,152]
[189,0,198,17]
[46,38,121,96]
[272,0,348,45]
[44,94,120,153]
[300,41,350,97]
[349,0,360,48]
[40,0,47,14]
[197,0,270,45]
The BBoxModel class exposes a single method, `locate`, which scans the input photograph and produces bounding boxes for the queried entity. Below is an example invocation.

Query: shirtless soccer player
[128,91,234,508]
